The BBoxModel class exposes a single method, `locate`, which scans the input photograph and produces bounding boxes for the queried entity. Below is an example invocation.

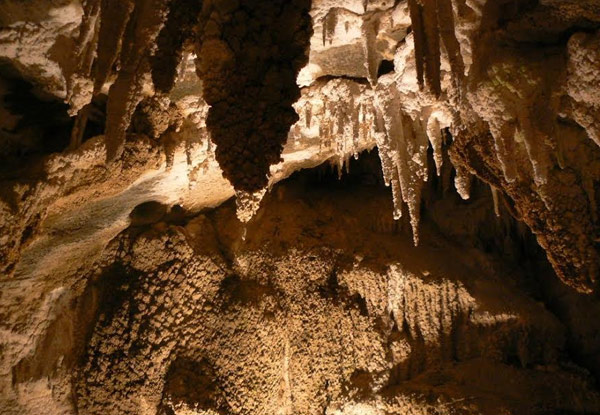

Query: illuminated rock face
[71,188,599,415]
[1,1,600,414]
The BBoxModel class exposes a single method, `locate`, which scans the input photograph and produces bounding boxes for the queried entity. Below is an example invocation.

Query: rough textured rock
[2,0,600,414]
[75,192,585,415]
[195,0,312,192]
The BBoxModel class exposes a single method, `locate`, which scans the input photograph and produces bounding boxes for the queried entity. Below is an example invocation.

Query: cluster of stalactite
[60,0,600,294]
[67,0,173,157]
[374,81,454,246]
[67,0,312,194]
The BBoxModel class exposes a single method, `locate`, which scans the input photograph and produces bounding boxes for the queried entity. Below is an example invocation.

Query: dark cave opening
[377,59,395,78]
[0,73,106,175]
[0,77,71,160]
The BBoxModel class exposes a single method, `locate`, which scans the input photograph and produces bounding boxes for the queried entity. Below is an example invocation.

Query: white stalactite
[491,185,500,218]
[454,166,472,200]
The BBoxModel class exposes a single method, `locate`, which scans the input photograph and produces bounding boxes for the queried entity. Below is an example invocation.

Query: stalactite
[404,116,429,246]
[151,0,202,94]
[517,116,550,186]
[291,123,302,146]
[195,0,312,193]
[407,0,464,95]
[435,0,464,84]
[454,166,471,200]
[76,0,102,73]
[235,189,267,224]
[376,82,433,245]
[426,113,444,176]
[67,0,100,114]
[93,0,135,95]
[69,105,91,149]
[487,121,518,183]
[375,130,395,188]
[305,102,312,129]
[68,0,201,159]
[336,103,345,141]
[390,166,404,220]
[407,0,426,90]
[322,8,339,46]
[362,16,380,86]
[491,185,501,218]
[422,0,441,96]
[406,0,440,95]
[104,0,170,162]
[375,95,396,189]
[351,97,360,155]
[67,0,101,148]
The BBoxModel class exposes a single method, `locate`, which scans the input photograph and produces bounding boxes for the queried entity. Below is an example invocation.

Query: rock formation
[1,0,600,414]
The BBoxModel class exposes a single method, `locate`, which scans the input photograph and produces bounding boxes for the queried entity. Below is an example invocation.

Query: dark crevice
[306,74,372,88]
[377,59,395,77]
[1,78,71,163]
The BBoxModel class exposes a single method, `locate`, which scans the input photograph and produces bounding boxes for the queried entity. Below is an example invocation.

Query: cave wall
[1,0,600,414]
